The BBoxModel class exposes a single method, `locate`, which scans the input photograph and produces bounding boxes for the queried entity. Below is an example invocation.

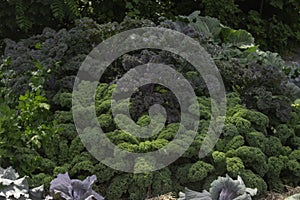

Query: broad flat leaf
[0,166,40,199]
[210,175,257,200]
[179,188,212,200]
[50,172,104,200]
[177,11,221,39]
[188,12,221,39]
[0,186,29,199]
[50,173,72,199]
[29,185,44,200]
[221,27,254,47]
[0,166,19,180]
[241,45,259,52]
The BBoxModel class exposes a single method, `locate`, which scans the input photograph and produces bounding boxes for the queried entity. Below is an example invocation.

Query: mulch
[146,193,177,200]
[259,186,300,200]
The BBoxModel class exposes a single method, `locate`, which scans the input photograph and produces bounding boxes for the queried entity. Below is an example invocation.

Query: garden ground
[145,186,300,200]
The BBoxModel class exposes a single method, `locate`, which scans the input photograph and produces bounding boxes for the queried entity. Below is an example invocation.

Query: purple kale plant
[49,172,104,200]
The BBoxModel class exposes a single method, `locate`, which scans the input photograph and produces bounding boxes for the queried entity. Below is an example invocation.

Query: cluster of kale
[0,12,300,199]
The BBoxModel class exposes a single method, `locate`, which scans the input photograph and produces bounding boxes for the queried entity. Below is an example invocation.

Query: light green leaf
[188,12,221,39]
[39,103,50,110]
[221,27,255,47]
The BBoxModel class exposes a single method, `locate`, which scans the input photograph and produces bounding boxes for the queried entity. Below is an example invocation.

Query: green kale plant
[1,13,300,200]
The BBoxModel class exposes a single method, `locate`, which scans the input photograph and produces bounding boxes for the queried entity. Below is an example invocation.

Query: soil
[146,193,177,200]
[259,186,300,200]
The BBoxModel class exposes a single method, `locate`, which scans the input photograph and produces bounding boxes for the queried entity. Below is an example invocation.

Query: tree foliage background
[0,0,300,54]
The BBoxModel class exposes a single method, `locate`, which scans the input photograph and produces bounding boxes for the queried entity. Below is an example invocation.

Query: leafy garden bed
[0,11,300,199]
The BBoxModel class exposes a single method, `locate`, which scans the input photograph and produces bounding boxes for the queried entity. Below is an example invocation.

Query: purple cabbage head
[210,175,257,200]
[50,172,104,200]
[179,175,257,200]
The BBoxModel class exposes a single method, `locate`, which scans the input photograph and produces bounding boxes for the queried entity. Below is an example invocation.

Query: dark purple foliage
[50,172,104,200]
[219,188,236,200]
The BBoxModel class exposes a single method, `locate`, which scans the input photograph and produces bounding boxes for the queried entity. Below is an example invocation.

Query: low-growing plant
[0,61,60,175]
[49,172,104,200]
[178,174,257,200]
[0,166,44,199]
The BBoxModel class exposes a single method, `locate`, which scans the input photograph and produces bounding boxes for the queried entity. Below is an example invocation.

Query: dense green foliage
[0,0,299,54]
[0,60,60,176]
[0,12,300,199]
